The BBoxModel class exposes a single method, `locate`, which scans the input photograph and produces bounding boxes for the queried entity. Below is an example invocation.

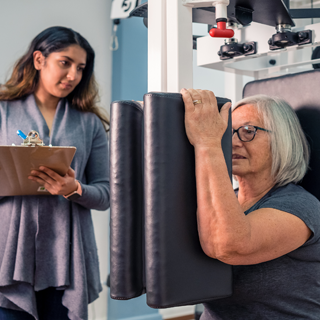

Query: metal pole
[166,0,193,92]
[148,0,168,92]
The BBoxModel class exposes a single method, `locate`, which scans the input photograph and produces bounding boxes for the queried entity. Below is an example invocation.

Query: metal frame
[148,0,193,92]
[148,0,168,92]
[148,0,320,94]
[283,0,290,8]
[284,0,320,18]
[290,9,320,19]
[197,21,320,79]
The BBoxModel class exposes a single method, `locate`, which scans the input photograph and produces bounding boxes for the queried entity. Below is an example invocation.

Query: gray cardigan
[0,94,110,320]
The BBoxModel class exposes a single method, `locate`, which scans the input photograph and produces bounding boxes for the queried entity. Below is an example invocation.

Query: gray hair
[233,94,310,187]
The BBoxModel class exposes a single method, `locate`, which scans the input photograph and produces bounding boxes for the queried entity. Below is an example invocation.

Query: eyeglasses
[232,125,271,142]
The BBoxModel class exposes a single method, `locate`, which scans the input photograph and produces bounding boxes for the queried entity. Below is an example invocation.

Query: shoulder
[259,183,320,213]
[67,102,106,132]
[0,99,11,108]
[0,97,27,114]
[0,100,6,110]
[0,95,31,108]
[267,183,319,206]
[68,108,108,146]
[81,110,106,135]
[259,183,320,243]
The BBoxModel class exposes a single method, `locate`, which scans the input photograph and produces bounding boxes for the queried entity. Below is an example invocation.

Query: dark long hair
[0,26,109,130]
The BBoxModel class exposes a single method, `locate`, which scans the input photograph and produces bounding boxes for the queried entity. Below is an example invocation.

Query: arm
[181,89,311,265]
[75,124,110,211]
[195,145,311,265]
[29,119,110,211]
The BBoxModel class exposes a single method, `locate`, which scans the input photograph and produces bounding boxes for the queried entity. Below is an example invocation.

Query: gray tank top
[202,183,320,320]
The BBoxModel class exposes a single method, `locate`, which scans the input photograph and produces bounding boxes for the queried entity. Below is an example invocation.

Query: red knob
[209,21,234,38]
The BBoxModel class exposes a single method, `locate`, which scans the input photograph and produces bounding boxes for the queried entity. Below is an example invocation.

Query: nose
[67,67,78,81]
[232,131,243,147]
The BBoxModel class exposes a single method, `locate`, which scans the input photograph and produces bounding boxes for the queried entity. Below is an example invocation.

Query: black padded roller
[143,92,233,308]
[109,100,145,300]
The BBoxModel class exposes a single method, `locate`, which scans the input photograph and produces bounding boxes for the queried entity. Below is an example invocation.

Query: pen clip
[22,130,45,146]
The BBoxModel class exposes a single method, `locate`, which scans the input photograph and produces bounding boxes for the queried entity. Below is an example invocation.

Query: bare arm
[194,146,311,265]
[181,88,311,265]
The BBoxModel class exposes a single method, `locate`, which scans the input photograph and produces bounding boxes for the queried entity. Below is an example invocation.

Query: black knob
[298,32,307,40]
[269,59,276,66]
[268,38,273,45]
[243,44,252,52]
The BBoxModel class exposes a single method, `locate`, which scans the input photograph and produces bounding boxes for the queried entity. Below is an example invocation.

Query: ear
[33,51,45,70]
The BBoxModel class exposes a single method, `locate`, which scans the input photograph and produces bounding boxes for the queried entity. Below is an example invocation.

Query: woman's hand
[28,166,78,196]
[180,88,231,148]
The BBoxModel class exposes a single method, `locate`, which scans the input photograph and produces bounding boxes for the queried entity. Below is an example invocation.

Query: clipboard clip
[22,130,45,146]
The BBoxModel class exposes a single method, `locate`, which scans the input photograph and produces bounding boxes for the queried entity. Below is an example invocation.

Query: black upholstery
[109,93,233,308]
[144,93,232,308]
[243,69,320,200]
[109,101,145,300]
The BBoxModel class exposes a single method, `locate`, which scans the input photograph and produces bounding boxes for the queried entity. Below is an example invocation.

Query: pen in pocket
[17,130,27,140]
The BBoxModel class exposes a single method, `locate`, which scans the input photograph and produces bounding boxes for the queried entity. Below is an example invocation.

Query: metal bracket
[181,0,216,7]
[22,131,45,146]
[234,6,253,26]
[218,40,256,60]
[268,30,313,51]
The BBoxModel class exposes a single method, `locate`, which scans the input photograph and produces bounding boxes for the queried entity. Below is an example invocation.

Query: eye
[242,126,256,135]
[77,66,85,72]
[60,60,69,67]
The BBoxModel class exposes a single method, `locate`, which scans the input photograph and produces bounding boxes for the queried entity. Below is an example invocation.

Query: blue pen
[17,130,27,140]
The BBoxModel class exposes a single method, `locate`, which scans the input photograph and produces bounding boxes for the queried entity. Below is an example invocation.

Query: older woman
[181,89,320,320]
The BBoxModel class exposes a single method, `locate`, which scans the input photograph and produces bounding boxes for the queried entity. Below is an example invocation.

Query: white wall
[0,2,113,320]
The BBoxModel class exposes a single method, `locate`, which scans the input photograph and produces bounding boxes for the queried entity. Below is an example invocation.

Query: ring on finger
[193,99,202,105]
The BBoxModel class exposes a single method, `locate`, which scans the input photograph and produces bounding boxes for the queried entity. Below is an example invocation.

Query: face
[232,104,272,179]
[34,44,87,98]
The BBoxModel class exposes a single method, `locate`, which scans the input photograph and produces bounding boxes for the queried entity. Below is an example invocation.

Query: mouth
[60,82,73,90]
[232,154,246,160]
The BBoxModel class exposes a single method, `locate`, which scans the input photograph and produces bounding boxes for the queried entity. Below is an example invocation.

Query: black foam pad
[109,100,145,299]
[243,70,320,200]
[143,92,233,308]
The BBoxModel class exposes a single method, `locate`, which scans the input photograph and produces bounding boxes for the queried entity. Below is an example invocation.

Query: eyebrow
[232,122,258,129]
[241,121,262,126]
[61,56,86,66]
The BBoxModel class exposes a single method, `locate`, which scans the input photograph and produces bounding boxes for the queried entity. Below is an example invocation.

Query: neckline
[28,94,65,144]
[243,185,278,214]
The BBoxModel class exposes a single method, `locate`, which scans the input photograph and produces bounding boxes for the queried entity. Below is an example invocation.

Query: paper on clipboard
[0,145,76,196]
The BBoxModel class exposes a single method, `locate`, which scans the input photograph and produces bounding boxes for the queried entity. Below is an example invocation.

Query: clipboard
[0,131,76,196]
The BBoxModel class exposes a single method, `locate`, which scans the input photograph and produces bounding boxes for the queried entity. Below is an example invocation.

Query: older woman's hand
[180,88,231,148]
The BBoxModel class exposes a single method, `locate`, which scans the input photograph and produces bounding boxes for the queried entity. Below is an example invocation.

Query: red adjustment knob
[209,21,234,38]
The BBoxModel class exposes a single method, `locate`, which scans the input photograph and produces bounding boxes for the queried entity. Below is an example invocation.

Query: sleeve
[72,118,110,211]
[258,188,320,245]
[0,102,5,201]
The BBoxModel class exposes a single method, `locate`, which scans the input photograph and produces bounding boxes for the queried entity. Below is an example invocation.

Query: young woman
[0,26,110,320]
